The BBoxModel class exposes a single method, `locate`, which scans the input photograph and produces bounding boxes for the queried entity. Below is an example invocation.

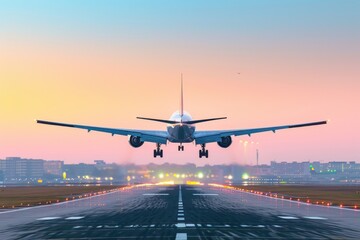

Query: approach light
[198,172,204,179]
[242,173,249,180]
[158,173,164,179]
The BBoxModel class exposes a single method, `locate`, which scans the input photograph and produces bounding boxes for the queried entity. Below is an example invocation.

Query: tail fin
[180,74,184,116]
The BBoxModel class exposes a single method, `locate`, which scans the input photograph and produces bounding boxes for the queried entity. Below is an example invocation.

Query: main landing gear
[153,143,163,158]
[178,144,184,151]
[199,144,209,158]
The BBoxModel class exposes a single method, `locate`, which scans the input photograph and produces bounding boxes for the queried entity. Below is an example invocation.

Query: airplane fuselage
[167,111,195,143]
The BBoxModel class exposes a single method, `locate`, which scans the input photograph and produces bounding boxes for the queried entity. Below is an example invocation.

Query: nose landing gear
[153,143,163,158]
[199,144,209,158]
[178,144,184,151]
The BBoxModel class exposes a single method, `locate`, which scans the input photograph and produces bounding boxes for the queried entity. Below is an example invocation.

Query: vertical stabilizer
[180,74,184,116]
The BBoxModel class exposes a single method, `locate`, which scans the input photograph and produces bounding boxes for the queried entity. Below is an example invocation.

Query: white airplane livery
[37,80,327,158]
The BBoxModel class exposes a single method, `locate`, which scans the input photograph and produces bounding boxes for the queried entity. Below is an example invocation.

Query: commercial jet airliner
[37,80,327,158]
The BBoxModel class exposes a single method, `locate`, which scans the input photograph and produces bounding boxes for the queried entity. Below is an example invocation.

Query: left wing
[194,121,327,145]
[37,120,168,144]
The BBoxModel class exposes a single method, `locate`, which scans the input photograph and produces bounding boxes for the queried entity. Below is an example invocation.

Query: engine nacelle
[217,136,232,148]
[129,136,144,148]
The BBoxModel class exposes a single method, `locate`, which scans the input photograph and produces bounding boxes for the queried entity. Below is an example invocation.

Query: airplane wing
[37,120,168,144]
[194,121,327,145]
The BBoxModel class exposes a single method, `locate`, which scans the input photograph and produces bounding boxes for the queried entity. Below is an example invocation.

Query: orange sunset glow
[1,1,359,165]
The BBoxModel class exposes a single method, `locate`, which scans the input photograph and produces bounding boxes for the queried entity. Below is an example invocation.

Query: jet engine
[129,136,144,148]
[217,136,232,148]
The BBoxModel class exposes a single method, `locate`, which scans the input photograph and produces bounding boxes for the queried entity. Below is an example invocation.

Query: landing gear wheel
[199,144,209,158]
[153,143,163,158]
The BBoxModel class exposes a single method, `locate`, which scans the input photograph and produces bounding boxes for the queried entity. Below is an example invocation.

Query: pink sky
[1,1,359,165]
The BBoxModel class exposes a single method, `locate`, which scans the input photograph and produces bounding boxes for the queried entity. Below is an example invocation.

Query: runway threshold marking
[175,233,187,240]
[193,193,218,196]
[142,193,169,196]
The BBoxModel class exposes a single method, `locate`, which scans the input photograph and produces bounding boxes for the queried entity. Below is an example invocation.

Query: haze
[1,1,359,165]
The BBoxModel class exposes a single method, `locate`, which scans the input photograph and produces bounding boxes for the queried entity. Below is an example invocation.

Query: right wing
[37,120,168,144]
[194,120,327,145]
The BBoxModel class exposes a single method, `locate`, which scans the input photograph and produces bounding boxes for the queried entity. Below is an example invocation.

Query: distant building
[4,157,44,179]
[44,160,64,176]
[270,161,310,176]
[94,160,106,166]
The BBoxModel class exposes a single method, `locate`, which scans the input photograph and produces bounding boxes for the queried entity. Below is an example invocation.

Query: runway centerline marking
[177,185,185,222]
[142,193,169,196]
[65,216,85,220]
[278,216,299,220]
[37,217,61,221]
[193,193,219,196]
[303,216,328,220]
[175,233,187,240]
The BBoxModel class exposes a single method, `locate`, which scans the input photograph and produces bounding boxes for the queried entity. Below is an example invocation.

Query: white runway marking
[0,186,124,215]
[175,233,187,240]
[65,216,85,220]
[178,213,184,216]
[37,217,61,221]
[186,223,195,227]
[303,216,328,220]
[142,193,169,196]
[193,193,219,196]
[278,216,299,219]
[178,210,184,213]
[178,217,185,221]
[176,223,186,228]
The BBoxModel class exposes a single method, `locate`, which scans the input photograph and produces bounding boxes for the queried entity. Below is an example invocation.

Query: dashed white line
[142,193,169,196]
[175,233,187,240]
[65,216,85,220]
[37,217,61,221]
[303,216,328,220]
[193,193,219,196]
[177,217,185,221]
[176,223,186,228]
[278,216,299,220]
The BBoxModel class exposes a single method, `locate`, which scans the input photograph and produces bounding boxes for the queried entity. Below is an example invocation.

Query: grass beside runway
[231,185,360,208]
[0,185,123,209]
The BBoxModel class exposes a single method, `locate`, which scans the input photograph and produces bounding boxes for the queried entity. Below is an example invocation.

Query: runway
[0,184,359,239]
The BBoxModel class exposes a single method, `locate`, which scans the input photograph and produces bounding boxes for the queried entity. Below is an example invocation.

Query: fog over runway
[0,184,359,239]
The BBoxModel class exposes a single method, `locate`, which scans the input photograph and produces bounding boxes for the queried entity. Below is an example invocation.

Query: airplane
[37,79,327,158]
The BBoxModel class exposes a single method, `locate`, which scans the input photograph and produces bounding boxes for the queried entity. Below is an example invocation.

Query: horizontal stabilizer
[136,117,178,124]
[185,117,227,124]
[137,116,227,125]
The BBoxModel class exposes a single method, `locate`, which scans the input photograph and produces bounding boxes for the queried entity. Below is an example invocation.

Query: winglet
[180,74,184,117]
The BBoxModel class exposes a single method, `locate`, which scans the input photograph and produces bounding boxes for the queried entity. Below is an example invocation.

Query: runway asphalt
[0,184,359,239]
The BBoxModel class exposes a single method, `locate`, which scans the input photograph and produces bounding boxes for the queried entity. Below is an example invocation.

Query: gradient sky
[1,0,359,165]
